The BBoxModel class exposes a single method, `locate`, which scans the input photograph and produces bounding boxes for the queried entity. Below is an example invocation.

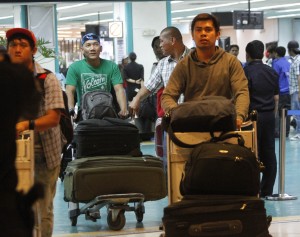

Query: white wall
[131,2,167,81]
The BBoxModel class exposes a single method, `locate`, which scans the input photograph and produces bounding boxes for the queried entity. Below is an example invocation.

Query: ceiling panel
[0,0,300,39]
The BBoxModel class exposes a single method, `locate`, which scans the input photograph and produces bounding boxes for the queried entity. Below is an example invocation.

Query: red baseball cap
[6,28,37,47]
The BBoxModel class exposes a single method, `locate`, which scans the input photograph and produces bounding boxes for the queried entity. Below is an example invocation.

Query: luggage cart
[167,112,258,204]
[16,130,41,237]
[68,193,145,231]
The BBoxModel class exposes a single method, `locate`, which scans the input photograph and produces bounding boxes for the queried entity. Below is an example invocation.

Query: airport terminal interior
[53,127,300,237]
[2,1,300,237]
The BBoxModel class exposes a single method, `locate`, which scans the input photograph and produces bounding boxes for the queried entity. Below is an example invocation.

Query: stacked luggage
[161,99,272,237]
[62,90,167,230]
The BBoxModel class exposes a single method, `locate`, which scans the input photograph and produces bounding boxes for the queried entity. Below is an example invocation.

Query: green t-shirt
[66,58,123,108]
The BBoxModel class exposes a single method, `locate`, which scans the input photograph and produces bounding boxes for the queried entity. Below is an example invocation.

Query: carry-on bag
[162,96,236,148]
[180,133,261,196]
[81,90,117,120]
[74,117,142,158]
[63,155,167,203]
[162,195,271,237]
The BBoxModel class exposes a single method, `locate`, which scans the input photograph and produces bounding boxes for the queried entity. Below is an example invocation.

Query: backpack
[81,90,117,120]
[36,70,74,147]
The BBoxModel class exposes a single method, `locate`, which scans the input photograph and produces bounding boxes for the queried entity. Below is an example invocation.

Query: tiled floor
[53,130,300,237]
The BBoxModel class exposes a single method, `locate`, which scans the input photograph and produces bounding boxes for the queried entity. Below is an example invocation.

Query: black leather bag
[180,133,261,196]
[162,96,236,148]
[162,195,271,237]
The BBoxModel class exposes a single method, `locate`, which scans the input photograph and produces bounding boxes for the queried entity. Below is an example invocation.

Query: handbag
[180,133,261,196]
[162,96,237,148]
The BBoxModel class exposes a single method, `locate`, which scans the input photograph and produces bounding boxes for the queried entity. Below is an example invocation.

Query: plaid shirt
[35,63,64,169]
[289,55,300,94]
[145,47,189,93]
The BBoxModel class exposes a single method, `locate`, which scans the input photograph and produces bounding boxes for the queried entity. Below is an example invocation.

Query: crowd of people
[1,11,300,236]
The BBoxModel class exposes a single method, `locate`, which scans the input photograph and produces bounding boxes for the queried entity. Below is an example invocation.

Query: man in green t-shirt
[65,33,127,120]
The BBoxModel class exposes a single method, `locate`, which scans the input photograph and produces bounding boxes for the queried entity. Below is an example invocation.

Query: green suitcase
[63,155,167,203]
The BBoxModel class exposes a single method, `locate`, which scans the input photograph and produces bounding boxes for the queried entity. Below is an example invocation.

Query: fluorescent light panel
[171,0,265,13]
[0,15,13,20]
[59,11,113,21]
[57,3,88,10]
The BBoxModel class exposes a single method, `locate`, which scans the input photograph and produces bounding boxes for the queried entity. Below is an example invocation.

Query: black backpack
[81,90,117,120]
[36,70,73,147]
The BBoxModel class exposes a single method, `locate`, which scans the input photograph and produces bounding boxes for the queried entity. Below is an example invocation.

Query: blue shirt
[272,57,290,95]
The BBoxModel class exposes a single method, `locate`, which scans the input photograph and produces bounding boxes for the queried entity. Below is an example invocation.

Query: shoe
[290,118,297,130]
[290,134,300,141]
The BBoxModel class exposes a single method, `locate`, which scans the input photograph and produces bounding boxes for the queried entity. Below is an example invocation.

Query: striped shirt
[35,63,64,169]
[289,54,300,94]
[145,47,189,93]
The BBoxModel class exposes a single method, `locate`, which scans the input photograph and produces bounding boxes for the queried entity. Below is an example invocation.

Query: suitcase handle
[188,220,243,236]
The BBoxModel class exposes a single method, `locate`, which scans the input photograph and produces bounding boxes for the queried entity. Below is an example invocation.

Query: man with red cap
[6,27,64,237]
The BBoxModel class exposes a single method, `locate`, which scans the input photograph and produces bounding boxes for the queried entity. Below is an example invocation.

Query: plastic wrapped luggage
[73,117,142,158]
[63,155,167,203]
[162,195,271,237]
[16,131,42,237]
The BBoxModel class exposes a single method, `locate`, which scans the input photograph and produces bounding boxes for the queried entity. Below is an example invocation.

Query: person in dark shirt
[244,40,279,198]
[123,52,144,102]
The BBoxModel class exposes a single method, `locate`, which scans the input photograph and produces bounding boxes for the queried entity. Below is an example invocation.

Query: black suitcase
[180,134,261,196]
[162,195,271,237]
[63,155,167,203]
[74,117,142,158]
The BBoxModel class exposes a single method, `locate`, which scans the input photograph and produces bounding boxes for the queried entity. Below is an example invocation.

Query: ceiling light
[251,3,300,11]
[277,8,300,13]
[0,15,13,20]
[267,13,300,19]
[171,0,265,13]
[85,19,114,24]
[57,3,89,11]
[59,11,113,21]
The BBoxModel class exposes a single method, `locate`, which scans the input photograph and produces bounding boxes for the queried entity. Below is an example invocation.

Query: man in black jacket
[244,40,279,198]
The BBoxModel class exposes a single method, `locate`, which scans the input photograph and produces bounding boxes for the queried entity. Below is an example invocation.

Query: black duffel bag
[162,96,236,148]
[180,133,261,196]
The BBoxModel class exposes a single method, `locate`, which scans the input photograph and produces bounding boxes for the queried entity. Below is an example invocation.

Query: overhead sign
[108,21,123,38]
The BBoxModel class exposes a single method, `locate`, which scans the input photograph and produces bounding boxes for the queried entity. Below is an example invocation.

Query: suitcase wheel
[134,202,145,223]
[70,216,77,226]
[107,210,126,231]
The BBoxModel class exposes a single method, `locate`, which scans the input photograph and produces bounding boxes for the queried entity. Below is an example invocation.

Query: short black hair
[267,44,276,53]
[275,46,286,57]
[229,44,239,50]
[191,13,220,33]
[129,52,136,61]
[151,36,159,48]
[246,40,264,60]
[160,26,182,41]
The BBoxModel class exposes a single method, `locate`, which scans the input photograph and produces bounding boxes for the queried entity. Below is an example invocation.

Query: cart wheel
[107,210,126,231]
[135,208,144,222]
[70,216,77,226]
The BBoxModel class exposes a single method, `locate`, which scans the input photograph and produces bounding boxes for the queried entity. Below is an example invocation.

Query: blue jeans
[291,92,300,133]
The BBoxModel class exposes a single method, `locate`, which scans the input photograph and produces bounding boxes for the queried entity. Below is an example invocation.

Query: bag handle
[210,132,245,146]
[167,128,245,148]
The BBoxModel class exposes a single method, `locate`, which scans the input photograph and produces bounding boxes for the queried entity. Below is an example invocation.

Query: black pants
[257,111,277,197]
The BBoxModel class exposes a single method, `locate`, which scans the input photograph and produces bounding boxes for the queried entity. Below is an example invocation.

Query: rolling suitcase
[162,195,271,237]
[63,155,167,203]
[73,117,142,158]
